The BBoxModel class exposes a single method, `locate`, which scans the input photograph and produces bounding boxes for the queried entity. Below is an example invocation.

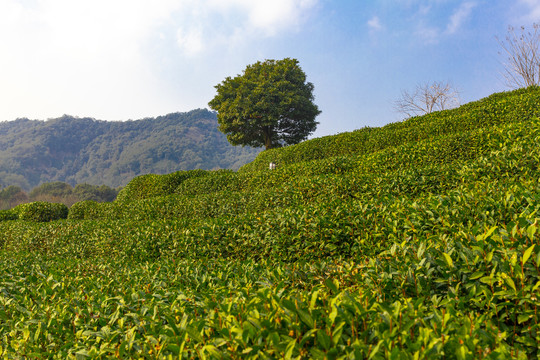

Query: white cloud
[519,0,540,22]
[206,0,318,36]
[0,0,319,121]
[418,5,432,16]
[415,25,441,44]
[0,0,187,120]
[177,27,204,55]
[446,1,476,34]
[410,1,476,44]
[368,16,383,31]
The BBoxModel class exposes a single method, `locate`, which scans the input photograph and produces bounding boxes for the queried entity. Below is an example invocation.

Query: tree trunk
[263,127,272,150]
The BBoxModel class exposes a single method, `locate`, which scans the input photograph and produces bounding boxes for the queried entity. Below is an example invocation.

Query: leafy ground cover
[0,87,539,358]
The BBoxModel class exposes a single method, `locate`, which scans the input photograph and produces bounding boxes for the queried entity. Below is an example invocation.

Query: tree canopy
[0,182,119,210]
[209,58,321,150]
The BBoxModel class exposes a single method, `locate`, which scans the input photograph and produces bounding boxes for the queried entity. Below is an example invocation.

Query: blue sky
[0,0,538,138]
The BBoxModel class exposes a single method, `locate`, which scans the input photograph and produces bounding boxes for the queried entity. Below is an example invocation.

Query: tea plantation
[0,87,539,359]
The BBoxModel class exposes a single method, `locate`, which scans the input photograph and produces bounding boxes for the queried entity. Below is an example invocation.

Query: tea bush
[68,200,112,220]
[14,201,68,222]
[50,116,540,226]
[175,169,241,196]
[116,169,209,202]
[1,87,540,358]
[0,209,18,222]
[240,86,540,172]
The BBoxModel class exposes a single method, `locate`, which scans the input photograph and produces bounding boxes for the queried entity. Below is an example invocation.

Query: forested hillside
[0,109,260,190]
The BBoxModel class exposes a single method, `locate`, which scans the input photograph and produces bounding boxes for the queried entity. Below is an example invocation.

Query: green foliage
[1,87,540,357]
[0,110,260,190]
[0,185,27,200]
[175,169,241,195]
[0,182,118,210]
[68,200,112,220]
[14,201,69,222]
[28,181,73,199]
[209,58,320,150]
[116,169,209,202]
[0,185,28,209]
[240,85,540,172]
[72,183,118,202]
[0,209,18,221]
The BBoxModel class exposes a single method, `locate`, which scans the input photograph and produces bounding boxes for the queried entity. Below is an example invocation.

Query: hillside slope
[0,87,539,358]
[0,109,260,190]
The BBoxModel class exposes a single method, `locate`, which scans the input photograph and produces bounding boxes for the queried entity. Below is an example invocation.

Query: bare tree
[394,81,460,118]
[497,23,540,89]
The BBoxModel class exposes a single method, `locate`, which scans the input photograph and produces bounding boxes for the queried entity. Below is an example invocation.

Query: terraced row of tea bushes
[174,170,243,196]
[117,119,529,203]
[240,86,540,172]
[66,151,536,223]
[2,171,539,265]
[0,201,68,222]
[115,169,211,202]
[109,103,538,207]
[0,207,538,358]
[230,118,539,197]
[0,209,17,221]
[1,89,540,358]
[61,115,540,219]
[64,118,540,223]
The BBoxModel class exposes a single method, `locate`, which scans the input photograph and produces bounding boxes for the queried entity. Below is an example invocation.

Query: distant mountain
[0,109,261,190]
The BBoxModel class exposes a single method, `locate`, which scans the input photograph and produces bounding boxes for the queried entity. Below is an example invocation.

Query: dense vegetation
[0,109,260,190]
[209,58,320,150]
[0,87,539,358]
[0,182,118,210]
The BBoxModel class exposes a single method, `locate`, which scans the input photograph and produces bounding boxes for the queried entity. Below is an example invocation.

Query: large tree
[209,58,321,150]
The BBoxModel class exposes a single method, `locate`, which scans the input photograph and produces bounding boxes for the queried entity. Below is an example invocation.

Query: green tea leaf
[527,224,537,240]
[522,244,535,265]
[284,339,296,360]
[309,289,319,310]
[317,329,332,350]
[470,271,484,280]
[442,252,454,268]
[186,325,204,343]
[504,277,516,292]
[298,309,315,328]
[417,242,426,259]
[204,345,223,359]
[324,278,339,293]
[518,314,532,324]
[282,299,297,313]
[309,347,327,360]
[332,322,346,346]
[484,226,498,239]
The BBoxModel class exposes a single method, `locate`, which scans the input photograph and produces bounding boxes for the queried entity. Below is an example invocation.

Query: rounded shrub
[116,174,159,202]
[14,201,69,222]
[116,169,209,202]
[68,200,108,220]
[0,209,18,222]
[175,170,241,196]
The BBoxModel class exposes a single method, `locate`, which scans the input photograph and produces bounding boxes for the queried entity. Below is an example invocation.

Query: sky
[0,0,538,138]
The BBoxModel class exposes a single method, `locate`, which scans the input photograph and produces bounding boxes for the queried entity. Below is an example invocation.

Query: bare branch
[394,81,460,118]
[497,23,540,89]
